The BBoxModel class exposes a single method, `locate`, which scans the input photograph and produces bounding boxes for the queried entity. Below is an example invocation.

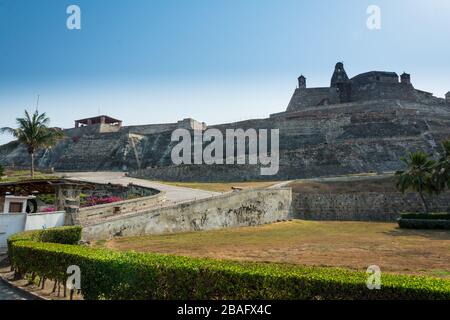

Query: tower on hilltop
[330,62,351,103]
[298,75,306,89]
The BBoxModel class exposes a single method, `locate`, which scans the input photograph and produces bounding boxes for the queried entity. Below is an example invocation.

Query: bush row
[8,227,450,300]
[7,226,82,265]
[400,213,450,220]
[398,219,450,230]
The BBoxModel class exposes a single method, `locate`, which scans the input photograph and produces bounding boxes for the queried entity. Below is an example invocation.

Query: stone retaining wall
[82,188,292,241]
[74,191,166,225]
[292,192,450,221]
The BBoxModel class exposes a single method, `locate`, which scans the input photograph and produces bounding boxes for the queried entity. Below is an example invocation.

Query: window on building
[9,202,23,213]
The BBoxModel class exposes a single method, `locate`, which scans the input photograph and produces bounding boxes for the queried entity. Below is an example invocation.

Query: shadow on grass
[383,227,450,240]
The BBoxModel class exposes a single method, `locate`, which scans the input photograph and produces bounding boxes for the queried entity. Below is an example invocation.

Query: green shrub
[34,226,82,245]
[400,213,450,220]
[36,194,55,205]
[0,164,4,177]
[7,226,82,268]
[8,227,450,300]
[398,218,450,230]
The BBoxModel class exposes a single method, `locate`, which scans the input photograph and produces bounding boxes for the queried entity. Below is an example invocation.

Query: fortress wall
[81,188,292,241]
[287,87,339,111]
[65,124,106,137]
[54,132,129,171]
[210,118,274,131]
[132,164,264,182]
[125,123,179,135]
[292,191,450,222]
[98,123,121,133]
[351,82,416,102]
[125,119,206,135]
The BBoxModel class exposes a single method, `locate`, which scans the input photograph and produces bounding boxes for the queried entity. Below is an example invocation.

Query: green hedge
[8,227,450,300]
[398,219,450,230]
[400,213,450,220]
[7,226,82,269]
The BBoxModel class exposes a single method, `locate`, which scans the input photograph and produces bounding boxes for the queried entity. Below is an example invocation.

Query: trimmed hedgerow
[7,226,82,274]
[398,213,450,230]
[398,219,450,230]
[400,213,450,220]
[34,226,82,245]
[8,228,450,300]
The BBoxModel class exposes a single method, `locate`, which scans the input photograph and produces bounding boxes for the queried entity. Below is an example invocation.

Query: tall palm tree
[395,152,436,214]
[433,140,450,192]
[1,110,63,178]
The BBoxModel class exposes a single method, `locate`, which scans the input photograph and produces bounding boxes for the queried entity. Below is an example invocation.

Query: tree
[1,110,63,178]
[0,164,4,178]
[395,152,436,214]
[433,140,450,192]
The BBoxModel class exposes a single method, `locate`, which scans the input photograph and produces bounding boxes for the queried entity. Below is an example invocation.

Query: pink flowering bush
[41,206,56,213]
[82,196,123,207]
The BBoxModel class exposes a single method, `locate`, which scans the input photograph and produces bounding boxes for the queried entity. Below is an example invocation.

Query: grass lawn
[95,220,450,278]
[0,169,57,183]
[157,181,282,192]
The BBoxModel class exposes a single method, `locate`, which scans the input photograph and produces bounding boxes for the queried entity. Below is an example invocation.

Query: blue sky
[1,0,449,144]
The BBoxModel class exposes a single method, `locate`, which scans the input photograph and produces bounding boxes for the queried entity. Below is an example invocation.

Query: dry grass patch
[0,169,56,183]
[95,220,450,278]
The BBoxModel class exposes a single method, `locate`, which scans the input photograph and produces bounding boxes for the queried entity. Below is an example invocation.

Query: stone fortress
[287,62,444,111]
[1,62,450,181]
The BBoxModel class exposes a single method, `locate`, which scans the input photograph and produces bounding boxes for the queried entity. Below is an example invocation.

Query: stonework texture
[1,63,450,181]
[81,188,292,241]
[292,192,450,222]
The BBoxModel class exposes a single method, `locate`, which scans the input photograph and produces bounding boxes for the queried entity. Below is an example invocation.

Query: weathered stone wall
[84,182,158,199]
[350,82,416,102]
[131,100,450,181]
[2,97,450,181]
[81,188,292,241]
[286,87,340,111]
[74,191,166,226]
[125,123,178,135]
[132,164,264,182]
[292,192,450,222]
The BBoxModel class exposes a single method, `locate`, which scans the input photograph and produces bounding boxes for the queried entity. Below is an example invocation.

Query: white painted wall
[0,214,26,251]
[25,212,66,231]
[0,212,66,250]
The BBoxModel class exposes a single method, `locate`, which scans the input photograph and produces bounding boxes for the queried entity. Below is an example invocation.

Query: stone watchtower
[446,92,450,103]
[298,75,306,89]
[331,62,351,103]
[401,72,411,85]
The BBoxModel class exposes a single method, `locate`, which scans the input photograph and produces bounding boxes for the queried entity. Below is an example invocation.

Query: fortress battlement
[286,62,447,112]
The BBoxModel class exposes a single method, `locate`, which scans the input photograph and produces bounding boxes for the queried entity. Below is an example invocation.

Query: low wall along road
[82,188,292,241]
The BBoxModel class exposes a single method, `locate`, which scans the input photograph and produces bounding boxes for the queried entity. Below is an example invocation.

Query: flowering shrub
[82,196,122,207]
[40,206,56,213]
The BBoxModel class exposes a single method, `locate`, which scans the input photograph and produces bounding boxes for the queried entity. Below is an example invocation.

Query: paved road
[0,280,29,300]
[60,172,220,205]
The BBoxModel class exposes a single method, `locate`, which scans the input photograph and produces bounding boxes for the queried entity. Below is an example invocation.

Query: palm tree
[395,152,436,214]
[433,140,450,192]
[1,110,63,178]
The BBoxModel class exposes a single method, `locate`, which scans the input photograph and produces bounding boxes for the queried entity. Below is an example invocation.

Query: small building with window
[74,115,122,128]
